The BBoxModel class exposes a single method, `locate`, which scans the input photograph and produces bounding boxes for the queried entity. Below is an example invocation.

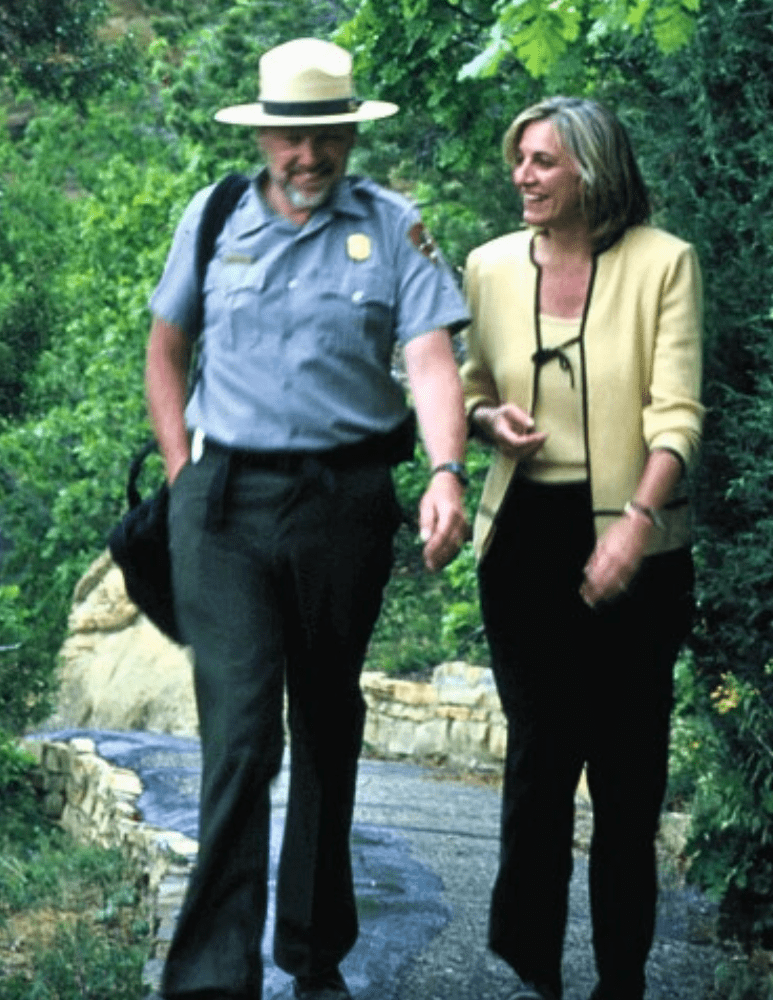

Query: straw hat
[215,38,399,126]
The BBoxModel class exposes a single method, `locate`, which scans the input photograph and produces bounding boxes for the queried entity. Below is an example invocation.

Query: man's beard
[284,175,335,210]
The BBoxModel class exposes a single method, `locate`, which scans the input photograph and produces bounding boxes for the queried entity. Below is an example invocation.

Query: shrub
[0,108,206,736]
[597,0,773,949]
[367,439,489,676]
[0,781,150,1000]
[0,0,141,107]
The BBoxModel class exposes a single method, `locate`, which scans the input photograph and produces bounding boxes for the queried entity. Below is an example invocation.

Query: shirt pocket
[313,267,396,364]
[203,256,263,350]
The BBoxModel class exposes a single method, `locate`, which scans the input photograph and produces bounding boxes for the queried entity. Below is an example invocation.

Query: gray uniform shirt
[149,172,470,451]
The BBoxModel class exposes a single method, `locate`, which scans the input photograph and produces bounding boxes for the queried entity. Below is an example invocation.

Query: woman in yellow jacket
[461,97,704,1000]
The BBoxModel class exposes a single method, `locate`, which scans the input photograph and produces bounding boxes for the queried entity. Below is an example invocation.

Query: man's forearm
[145,316,192,484]
[404,329,467,469]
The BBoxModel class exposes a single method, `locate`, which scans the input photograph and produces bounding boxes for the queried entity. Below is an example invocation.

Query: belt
[199,413,417,531]
[204,436,391,473]
[204,440,319,474]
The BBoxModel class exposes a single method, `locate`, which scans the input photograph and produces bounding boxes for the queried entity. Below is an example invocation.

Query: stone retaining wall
[25,736,197,873]
[362,662,506,768]
[24,733,197,990]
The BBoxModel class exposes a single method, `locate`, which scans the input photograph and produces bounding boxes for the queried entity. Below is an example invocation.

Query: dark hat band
[261,97,363,116]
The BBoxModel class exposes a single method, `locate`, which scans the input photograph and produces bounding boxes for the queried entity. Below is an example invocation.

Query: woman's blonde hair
[503,96,650,250]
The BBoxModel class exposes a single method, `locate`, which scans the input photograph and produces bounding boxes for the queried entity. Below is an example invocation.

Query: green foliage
[685,666,773,947]
[0,0,141,106]
[711,949,773,1000]
[0,729,35,792]
[459,0,584,80]
[146,0,345,171]
[0,918,146,1000]
[602,0,773,948]
[666,651,719,810]
[459,0,700,82]
[0,98,208,731]
[0,585,48,734]
[440,544,483,654]
[337,0,537,268]
[367,440,489,676]
[0,141,74,419]
[0,784,149,999]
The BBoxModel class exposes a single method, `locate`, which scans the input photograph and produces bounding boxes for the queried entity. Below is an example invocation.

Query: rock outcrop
[47,551,198,735]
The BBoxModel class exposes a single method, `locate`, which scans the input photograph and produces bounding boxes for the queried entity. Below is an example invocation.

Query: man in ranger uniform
[145,37,470,1000]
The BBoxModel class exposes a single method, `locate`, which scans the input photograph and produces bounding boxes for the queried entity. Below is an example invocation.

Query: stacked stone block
[362,662,507,769]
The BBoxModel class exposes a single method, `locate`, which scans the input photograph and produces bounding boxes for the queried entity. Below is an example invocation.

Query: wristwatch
[431,461,469,488]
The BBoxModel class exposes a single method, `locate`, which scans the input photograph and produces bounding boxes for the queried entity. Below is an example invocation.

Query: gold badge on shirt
[347,233,372,261]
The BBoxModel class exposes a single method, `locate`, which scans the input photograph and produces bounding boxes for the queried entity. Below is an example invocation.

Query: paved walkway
[46,730,724,1000]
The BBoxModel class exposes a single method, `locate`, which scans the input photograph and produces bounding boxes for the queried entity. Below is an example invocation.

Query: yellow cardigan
[461,225,704,560]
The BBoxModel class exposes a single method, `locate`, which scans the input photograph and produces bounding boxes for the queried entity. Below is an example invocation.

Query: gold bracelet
[624,500,664,530]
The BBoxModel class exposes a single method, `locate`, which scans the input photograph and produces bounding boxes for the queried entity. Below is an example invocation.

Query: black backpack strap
[183,172,251,396]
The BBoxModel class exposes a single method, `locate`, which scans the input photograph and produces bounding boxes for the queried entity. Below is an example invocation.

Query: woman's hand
[580,507,653,608]
[580,449,683,608]
[472,403,548,461]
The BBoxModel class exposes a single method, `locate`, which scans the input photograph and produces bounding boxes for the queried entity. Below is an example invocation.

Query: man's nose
[296,137,322,166]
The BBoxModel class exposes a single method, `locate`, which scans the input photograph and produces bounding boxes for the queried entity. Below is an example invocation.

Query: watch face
[434,462,468,486]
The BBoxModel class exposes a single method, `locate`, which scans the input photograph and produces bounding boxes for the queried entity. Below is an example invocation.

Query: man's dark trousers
[161,448,401,999]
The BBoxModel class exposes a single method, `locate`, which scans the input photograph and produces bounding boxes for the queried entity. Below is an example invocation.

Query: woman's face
[512,119,584,232]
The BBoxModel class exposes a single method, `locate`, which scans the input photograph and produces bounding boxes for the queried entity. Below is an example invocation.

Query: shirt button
[352,290,364,303]
[288,278,298,289]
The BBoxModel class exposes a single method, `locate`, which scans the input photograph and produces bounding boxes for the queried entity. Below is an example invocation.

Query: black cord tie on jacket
[531,345,577,389]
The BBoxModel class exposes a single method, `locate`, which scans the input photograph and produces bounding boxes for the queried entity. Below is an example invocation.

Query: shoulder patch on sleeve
[408,221,440,265]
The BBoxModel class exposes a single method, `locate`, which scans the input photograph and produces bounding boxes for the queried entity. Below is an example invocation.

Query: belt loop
[204,452,233,532]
